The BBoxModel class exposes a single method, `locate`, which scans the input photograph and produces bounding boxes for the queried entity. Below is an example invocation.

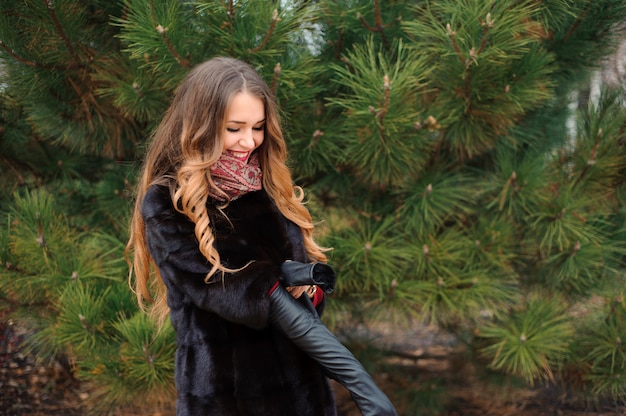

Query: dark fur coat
[141,185,336,416]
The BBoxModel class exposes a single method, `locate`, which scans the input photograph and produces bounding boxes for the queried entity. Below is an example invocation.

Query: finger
[286,286,309,299]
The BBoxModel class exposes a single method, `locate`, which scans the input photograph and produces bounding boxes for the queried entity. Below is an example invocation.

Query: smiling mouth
[227,150,250,161]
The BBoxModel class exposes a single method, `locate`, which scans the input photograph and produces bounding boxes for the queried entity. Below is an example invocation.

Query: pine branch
[334,26,344,60]
[0,40,75,70]
[574,127,602,187]
[445,21,474,114]
[446,15,496,116]
[356,0,398,50]
[0,291,49,310]
[307,129,324,150]
[270,62,281,96]
[155,24,190,68]
[0,153,27,185]
[368,74,391,144]
[149,0,190,68]
[43,0,82,65]
[498,171,518,211]
[35,212,55,265]
[445,23,466,65]
[563,0,592,42]
[476,13,495,55]
[228,0,235,24]
[250,9,279,53]
[0,40,37,68]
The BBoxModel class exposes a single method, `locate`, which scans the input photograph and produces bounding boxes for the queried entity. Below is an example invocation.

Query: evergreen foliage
[1,0,625,414]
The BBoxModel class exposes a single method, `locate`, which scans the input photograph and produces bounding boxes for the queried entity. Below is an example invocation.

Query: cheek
[254,133,265,148]
[223,133,238,150]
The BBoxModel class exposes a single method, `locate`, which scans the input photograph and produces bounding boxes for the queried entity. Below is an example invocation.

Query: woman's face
[222,91,265,163]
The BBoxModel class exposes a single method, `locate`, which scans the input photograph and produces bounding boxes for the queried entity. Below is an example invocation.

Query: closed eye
[226,128,239,133]
[253,125,265,131]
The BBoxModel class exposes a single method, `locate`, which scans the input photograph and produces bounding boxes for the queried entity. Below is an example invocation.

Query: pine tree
[1,0,625,414]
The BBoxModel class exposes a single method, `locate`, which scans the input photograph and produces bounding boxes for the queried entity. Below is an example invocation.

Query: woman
[127,57,396,416]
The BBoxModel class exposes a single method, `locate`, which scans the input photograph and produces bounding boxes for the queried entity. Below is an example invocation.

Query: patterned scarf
[208,152,263,201]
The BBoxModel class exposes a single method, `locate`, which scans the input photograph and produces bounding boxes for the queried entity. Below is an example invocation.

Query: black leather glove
[269,285,398,416]
[280,260,336,294]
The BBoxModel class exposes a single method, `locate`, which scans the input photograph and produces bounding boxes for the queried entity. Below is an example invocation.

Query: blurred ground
[333,318,625,416]
[1,314,624,416]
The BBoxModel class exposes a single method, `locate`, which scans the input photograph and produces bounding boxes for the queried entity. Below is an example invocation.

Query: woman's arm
[142,185,279,329]
[269,285,398,416]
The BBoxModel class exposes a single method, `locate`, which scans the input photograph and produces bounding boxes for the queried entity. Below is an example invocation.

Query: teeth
[228,151,249,160]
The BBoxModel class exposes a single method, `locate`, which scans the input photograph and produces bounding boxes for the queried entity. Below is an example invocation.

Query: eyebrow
[227,119,266,125]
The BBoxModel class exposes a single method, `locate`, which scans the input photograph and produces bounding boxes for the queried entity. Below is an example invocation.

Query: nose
[238,130,255,149]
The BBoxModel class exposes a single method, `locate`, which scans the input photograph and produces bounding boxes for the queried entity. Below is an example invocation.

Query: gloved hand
[269,285,398,416]
[280,260,336,294]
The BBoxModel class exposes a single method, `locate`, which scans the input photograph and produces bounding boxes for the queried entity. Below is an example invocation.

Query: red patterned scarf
[208,152,263,201]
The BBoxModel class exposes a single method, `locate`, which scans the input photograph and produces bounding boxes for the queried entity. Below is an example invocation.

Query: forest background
[1,1,626,415]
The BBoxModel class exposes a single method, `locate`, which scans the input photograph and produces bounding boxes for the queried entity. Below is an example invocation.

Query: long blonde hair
[126,57,327,325]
